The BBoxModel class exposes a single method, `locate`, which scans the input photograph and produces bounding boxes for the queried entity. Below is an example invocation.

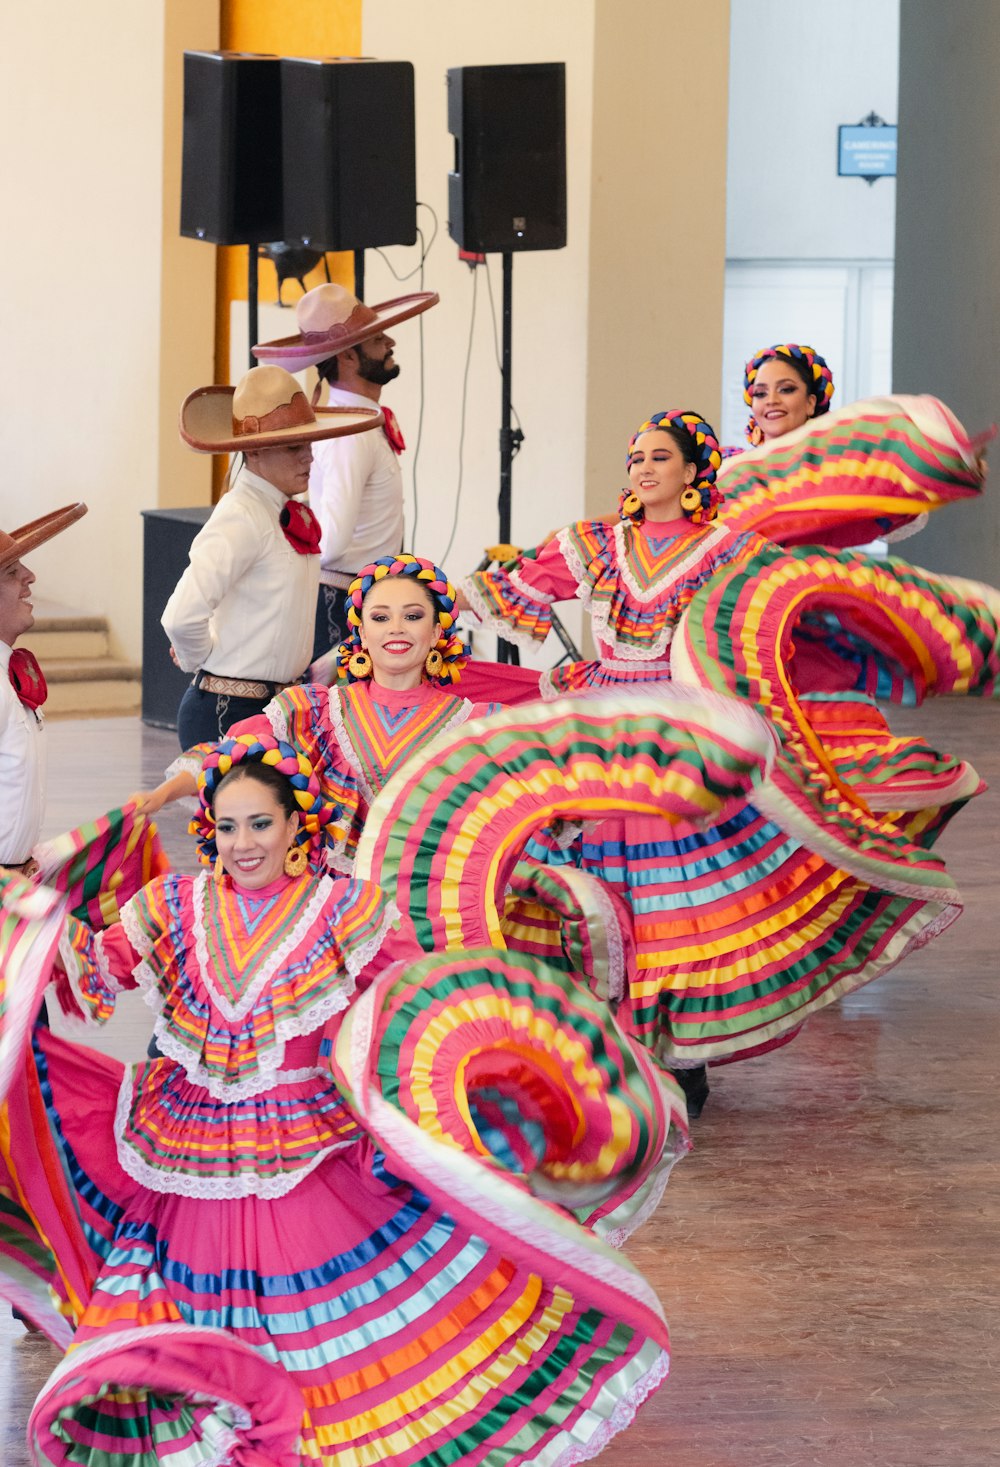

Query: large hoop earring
[424,648,445,678]
[620,492,642,519]
[348,649,373,679]
[284,845,309,877]
[213,854,225,883]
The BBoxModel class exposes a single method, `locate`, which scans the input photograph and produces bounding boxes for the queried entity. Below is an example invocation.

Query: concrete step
[22,597,110,661]
[43,658,142,719]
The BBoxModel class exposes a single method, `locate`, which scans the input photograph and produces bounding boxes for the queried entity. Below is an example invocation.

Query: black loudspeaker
[281,58,417,250]
[447,63,567,253]
[180,52,283,245]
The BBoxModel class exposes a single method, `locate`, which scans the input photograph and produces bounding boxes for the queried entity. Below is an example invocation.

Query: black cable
[440,267,479,564]
[374,201,439,282]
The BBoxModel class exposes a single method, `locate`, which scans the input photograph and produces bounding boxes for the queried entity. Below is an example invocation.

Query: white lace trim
[113,1065,358,1199]
[344,900,399,983]
[333,687,479,808]
[91,930,126,994]
[507,563,556,605]
[884,510,928,544]
[146,985,352,1100]
[586,875,627,1004]
[326,845,356,876]
[329,685,368,791]
[192,871,333,1023]
[120,894,154,958]
[575,520,731,663]
[165,751,202,784]
[139,885,393,1102]
[547,1348,671,1467]
[460,574,544,652]
[264,698,290,744]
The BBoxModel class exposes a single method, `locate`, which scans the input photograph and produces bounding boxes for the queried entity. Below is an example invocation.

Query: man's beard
[356,343,401,387]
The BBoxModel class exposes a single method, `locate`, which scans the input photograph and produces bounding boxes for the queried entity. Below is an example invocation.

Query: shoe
[670,1064,709,1119]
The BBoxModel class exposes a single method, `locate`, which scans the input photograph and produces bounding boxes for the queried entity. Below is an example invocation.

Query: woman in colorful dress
[5,729,687,1466]
[460,405,997,1114]
[742,341,834,446]
[137,553,498,875]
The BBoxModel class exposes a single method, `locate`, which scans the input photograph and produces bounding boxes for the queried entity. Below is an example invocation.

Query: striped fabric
[353,689,778,957]
[717,394,988,549]
[33,801,169,930]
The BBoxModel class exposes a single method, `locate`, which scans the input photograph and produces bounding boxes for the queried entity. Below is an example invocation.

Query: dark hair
[212,761,298,822]
[316,353,340,385]
[756,353,815,396]
[647,421,701,467]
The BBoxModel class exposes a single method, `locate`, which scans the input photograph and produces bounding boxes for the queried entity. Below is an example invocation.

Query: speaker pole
[354,249,365,301]
[497,251,519,666]
[247,246,259,370]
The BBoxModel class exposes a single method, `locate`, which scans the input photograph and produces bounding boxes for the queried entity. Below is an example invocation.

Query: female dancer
[461,405,997,1112]
[742,341,834,445]
[6,730,687,1465]
[138,553,497,873]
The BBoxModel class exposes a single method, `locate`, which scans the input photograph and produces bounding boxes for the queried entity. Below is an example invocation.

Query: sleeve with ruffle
[461,532,585,651]
[55,915,140,1026]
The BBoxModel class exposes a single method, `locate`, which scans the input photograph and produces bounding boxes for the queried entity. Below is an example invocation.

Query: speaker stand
[354,250,365,301]
[496,252,524,665]
[247,247,259,371]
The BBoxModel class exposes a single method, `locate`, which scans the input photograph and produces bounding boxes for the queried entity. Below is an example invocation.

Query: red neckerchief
[280,501,322,555]
[381,405,406,455]
[9,648,47,711]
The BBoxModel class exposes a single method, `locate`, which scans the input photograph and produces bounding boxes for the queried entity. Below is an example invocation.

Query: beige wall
[0,1,216,661]
[362,1,730,662]
[361,1,597,663]
[0,1,730,670]
[584,0,731,516]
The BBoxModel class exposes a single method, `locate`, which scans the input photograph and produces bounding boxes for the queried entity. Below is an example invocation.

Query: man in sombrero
[0,503,87,874]
[253,282,438,663]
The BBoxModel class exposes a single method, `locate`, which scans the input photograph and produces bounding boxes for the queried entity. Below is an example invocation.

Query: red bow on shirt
[381,405,406,455]
[280,501,322,556]
[8,649,47,711]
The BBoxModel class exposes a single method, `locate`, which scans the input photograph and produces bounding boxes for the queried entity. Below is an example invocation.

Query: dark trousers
[176,684,273,749]
[313,584,351,663]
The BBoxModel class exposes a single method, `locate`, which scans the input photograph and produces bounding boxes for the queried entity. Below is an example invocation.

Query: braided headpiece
[742,343,835,442]
[192,732,335,869]
[338,553,467,687]
[623,409,724,524]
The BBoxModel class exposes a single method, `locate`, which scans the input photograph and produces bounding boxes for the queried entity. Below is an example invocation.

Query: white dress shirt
[309,386,404,580]
[0,641,45,864]
[161,468,318,682]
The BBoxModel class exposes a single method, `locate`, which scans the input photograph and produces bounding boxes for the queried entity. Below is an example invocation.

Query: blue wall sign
[838,123,897,180]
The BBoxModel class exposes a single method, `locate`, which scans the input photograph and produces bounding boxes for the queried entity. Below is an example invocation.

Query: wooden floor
[2,703,998,1465]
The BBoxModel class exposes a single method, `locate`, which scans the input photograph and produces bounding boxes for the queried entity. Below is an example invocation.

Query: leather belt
[321,570,358,592]
[194,671,288,700]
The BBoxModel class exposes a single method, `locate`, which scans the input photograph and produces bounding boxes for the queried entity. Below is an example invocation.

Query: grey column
[894,0,1000,582]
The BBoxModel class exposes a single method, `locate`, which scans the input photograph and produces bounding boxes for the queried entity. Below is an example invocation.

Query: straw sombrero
[0,504,87,572]
[252,283,439,373]
[179,364,383,454]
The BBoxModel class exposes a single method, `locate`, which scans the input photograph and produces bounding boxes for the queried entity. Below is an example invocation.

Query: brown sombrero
[179,364,383,454]
[0,503,87,572]
[252,283,439,373]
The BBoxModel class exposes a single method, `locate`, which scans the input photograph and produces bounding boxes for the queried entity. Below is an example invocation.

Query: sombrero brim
[252,291,440,371]
[0,503,87,571]
[179,388,384,454]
